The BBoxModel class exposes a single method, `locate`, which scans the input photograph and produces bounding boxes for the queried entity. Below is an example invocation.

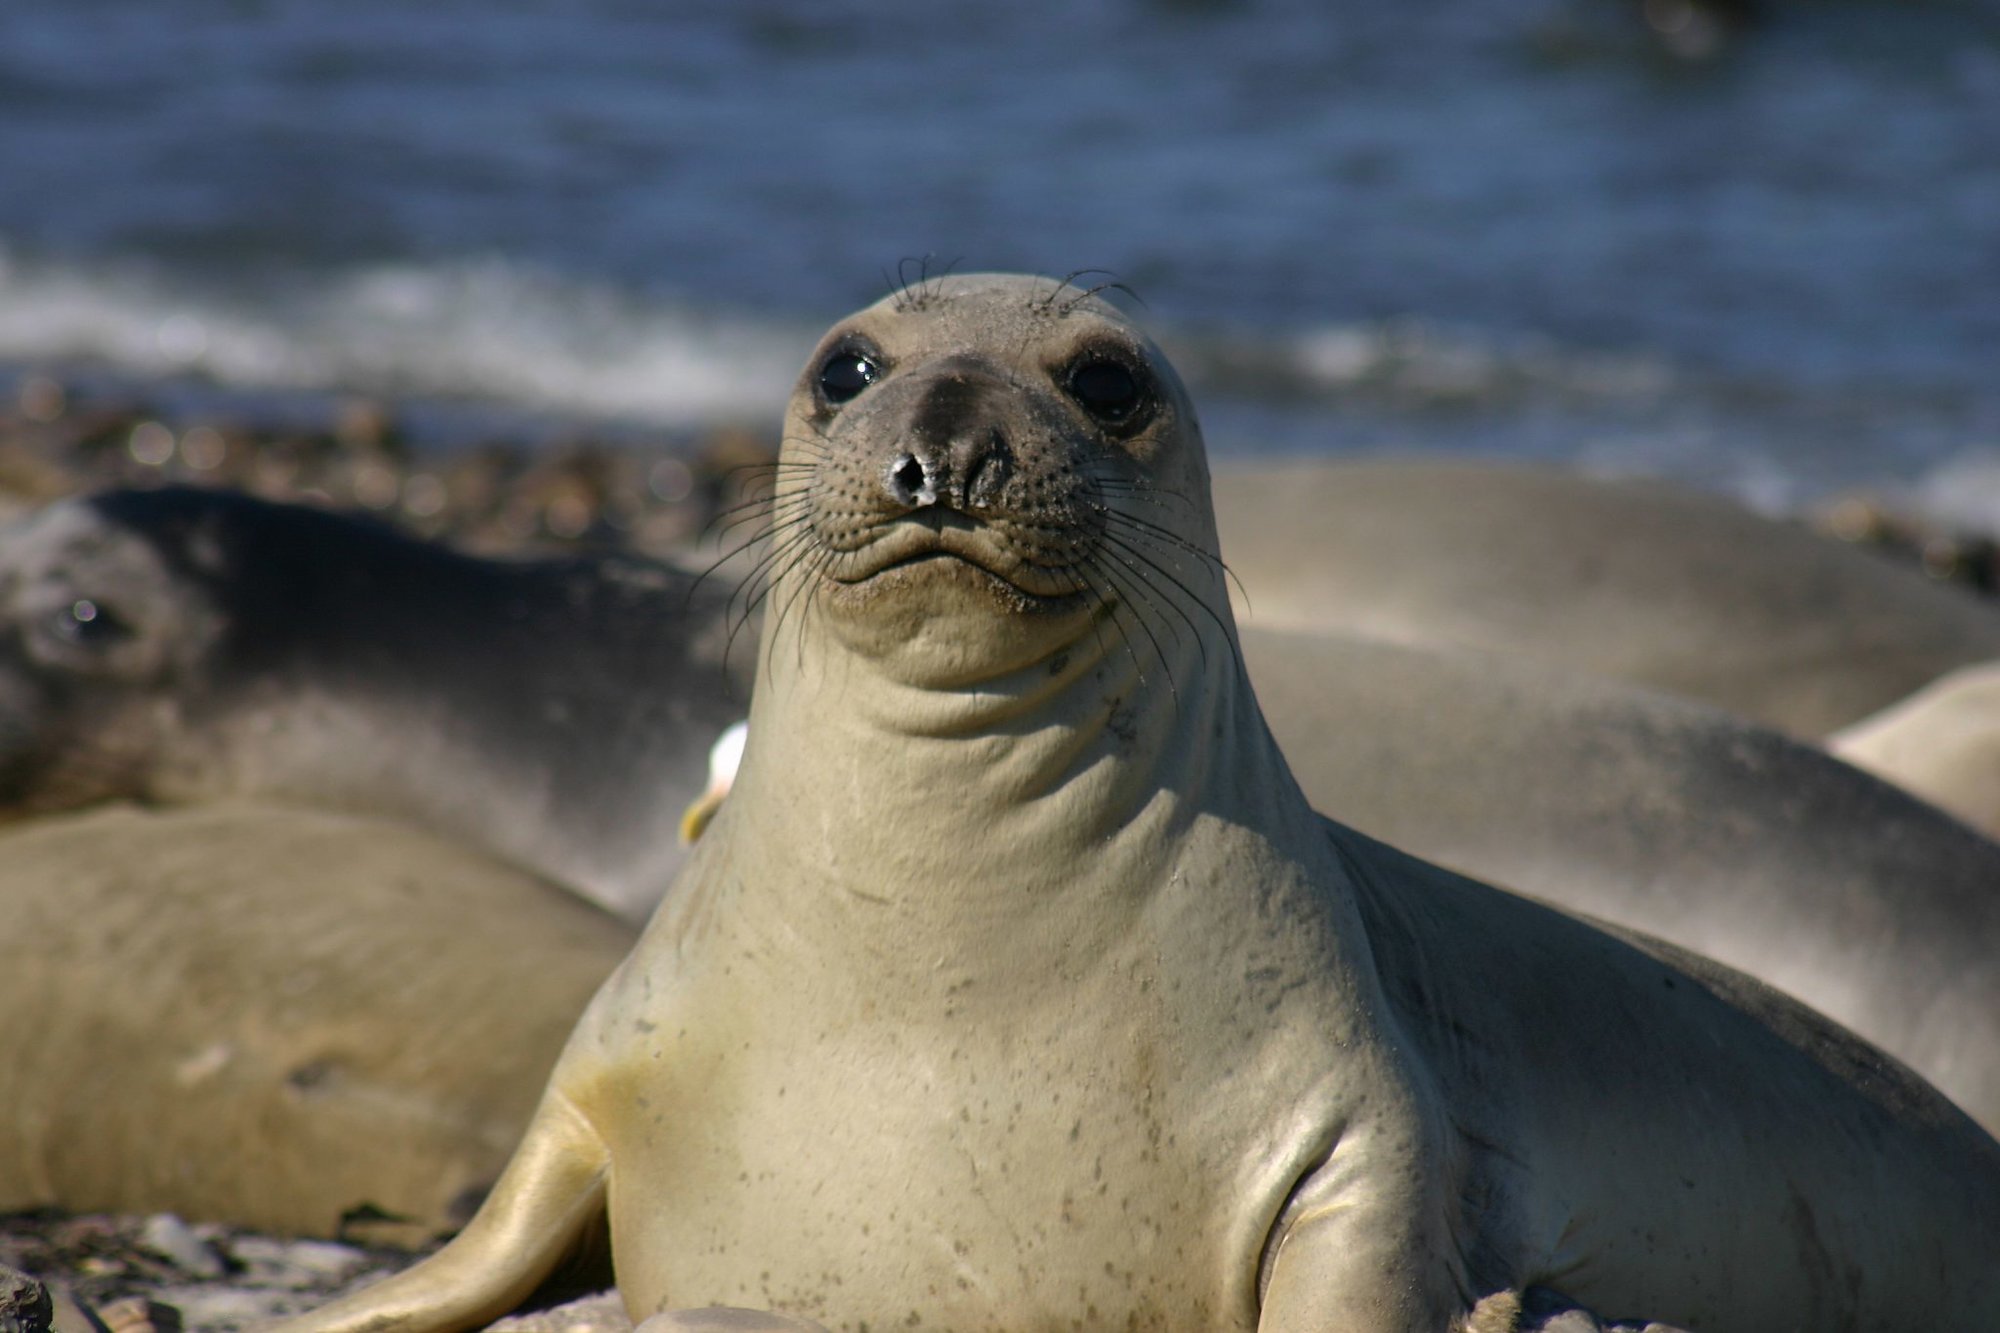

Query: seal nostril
[965,429,1013,509]
[888,453,937,508]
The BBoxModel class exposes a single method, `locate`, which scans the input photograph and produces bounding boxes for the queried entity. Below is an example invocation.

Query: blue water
[4,0,1999,509]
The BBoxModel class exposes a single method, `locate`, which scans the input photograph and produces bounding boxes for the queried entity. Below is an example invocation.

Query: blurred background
[1,0,1997,529]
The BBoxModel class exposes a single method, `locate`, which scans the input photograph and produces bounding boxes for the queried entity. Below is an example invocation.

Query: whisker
[1086,554,1181,704]
[690,498,811,602]
[1101,506,1252,610]
[1058,564,1145,693]
[1097,529,1220,679]
[727,516,818,622]
[723,520,821,673]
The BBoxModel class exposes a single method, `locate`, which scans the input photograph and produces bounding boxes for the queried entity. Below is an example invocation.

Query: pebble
[0,377,771,564]
[93,1298,179,1333]
[133,1222,220,1284]
[220,1239,367,1287]
[492,1291,631,1333]
[0,1266,52,1333]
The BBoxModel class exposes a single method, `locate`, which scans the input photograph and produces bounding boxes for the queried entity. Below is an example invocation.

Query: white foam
[1903,448,2000,538]
[0,247,807,427]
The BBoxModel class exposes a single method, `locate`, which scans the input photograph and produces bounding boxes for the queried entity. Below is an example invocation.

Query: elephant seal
[1237,625,2000,1130]
[276,275,2000,1333]
[1210,458,2000,738]
[0,487,748,920]
[0,799,632,1242]
[1829,659,2000,841]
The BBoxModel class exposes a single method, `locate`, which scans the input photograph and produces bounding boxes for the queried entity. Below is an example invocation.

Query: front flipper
[273,1090,610,1333]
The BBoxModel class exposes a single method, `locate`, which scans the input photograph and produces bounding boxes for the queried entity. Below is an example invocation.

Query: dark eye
[1065,358,1145,425]
[49,598,131,649]
[818,348,880,404]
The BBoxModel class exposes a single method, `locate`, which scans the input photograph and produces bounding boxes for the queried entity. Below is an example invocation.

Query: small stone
[0,1265,52,1333]
[91,1300,179,1333]
[491,1291,632,1333]
[136,1217,224,1281]
[220,1237,368,1288]
[156,1287,302,1330]
[43,1285,106,1333]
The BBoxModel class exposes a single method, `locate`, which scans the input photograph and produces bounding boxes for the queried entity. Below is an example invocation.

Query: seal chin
[811,547,1100,688]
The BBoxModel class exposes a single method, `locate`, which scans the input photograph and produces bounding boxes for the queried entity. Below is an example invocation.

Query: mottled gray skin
[1245,626,2000,1131]
[270,276,2000,1333]
[1212,458,2000,738]
[0,487,749,920]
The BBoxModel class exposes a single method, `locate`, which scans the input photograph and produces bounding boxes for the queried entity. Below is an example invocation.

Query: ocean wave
[1,245,1991,509]
[0,247,809,427]
[0,244,1704,423]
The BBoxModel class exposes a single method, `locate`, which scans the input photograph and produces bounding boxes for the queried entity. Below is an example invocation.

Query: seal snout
[883,429,1015,515]
[878,370,1022,517]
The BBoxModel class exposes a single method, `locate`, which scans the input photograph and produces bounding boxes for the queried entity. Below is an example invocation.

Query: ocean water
[3,0,1998,514]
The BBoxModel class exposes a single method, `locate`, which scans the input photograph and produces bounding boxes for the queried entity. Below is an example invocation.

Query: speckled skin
[272,276,2000,1333]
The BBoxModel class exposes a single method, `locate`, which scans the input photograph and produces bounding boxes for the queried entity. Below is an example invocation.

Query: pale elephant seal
[1237,625,2000,1130]
[276,276,2000,1333]
[0,800,632,1242]
[0,487,748,920]
[1829,659,2000,841]
[1210,458,2000,738]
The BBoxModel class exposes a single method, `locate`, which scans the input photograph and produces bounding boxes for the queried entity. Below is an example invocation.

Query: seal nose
[883,435,1014,513]
[879,369,1019,514]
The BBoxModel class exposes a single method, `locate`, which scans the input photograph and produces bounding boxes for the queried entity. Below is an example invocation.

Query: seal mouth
[827,522,1084,603]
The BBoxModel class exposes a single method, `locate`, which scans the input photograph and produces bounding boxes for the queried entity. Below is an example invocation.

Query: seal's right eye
[818,349,880,404]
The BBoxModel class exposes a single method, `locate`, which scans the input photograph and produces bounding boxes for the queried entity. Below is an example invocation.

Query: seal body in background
[0,800,632,1240]
[0,487,748,920]
[1210,457,2000,738]
[269,275,2000,1332]
[1240,625,2000,1130]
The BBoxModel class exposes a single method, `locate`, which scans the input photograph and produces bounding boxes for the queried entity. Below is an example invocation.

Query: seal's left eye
[1065,358,1145,425]
[818,350,880,404]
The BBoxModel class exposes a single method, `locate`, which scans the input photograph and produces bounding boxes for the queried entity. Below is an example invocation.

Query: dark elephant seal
[1210,457,2000,738]
[0,487,748,920]
[271,275,2000,1333]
